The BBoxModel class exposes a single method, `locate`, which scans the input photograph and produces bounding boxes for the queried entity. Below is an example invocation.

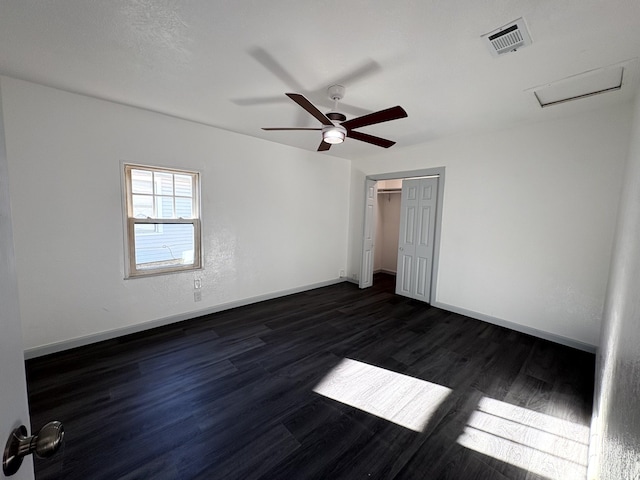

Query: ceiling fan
[262,85,407,151]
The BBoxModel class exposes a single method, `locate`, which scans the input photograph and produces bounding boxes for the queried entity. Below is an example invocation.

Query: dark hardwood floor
[26,274,595,479]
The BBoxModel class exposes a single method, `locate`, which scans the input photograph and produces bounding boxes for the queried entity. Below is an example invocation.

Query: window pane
[155,196,175,218]
[175,197,193,218]
[134,223,195,270]
[132,194,153,218]
[154,172,174,196]
[126,164,200,277]
[174,174,193,197]
[131,169,153,194]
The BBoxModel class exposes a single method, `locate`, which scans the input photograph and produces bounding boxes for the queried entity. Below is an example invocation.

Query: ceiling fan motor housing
[327,112,347,122]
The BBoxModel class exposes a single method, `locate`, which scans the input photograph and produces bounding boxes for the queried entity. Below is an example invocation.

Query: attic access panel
[533,66,624,108]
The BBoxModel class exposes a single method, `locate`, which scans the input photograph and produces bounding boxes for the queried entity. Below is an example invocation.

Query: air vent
[482,17,532,57]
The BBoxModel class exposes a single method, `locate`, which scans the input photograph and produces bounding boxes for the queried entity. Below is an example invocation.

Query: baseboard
[24,277,348,359]
[432,301,597,353]
[374,269,397,275]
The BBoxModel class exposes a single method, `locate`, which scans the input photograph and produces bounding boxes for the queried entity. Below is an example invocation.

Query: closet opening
[360,167,445,304]
[374,179,403,277]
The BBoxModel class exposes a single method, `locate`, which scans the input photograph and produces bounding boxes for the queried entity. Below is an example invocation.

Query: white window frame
[123,163,202,278]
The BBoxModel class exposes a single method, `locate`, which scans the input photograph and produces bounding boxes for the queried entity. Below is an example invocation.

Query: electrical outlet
[194,291,202,302]
[340,270,345,278]
[194,278,202,289]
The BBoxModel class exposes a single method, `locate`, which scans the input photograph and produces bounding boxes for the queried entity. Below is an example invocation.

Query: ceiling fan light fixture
[322,125,346,144]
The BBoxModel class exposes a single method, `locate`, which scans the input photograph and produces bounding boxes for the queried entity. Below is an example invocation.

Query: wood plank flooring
[25,274,595,480]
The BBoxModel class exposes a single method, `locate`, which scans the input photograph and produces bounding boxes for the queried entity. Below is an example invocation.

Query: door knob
[3,421,64,476]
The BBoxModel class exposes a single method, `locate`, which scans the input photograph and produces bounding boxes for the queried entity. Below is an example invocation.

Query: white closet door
[396,177,438,302]
[0,101,34,479]
[359,179,377,288]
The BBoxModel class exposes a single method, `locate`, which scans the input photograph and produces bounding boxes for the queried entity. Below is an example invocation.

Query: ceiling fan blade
[317,141,332,151]
[342,106,407,130]
[347,130,396,148]
[262,127,322,131]
[232,95,288,106]
[286,93,334,126]
[248,47,305,91]
[326,60,381,89]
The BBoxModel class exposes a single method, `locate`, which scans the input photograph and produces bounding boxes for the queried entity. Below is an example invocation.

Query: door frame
[359,167,445,304]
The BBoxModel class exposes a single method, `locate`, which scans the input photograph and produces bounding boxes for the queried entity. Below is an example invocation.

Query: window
[124,164,201,277]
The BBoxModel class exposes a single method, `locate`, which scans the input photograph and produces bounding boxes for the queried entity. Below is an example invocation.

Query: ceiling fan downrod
[327,84,345,111]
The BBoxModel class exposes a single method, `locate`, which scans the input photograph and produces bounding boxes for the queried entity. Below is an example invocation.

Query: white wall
[590,89,640,480]
[1,77,351,353]
[374,192,401,274]
[349,104,631,347]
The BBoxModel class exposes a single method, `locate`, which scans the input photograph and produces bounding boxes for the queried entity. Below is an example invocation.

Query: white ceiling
[1,0,639,160]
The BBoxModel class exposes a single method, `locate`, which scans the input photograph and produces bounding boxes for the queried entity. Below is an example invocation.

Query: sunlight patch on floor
[457,396,590,480]
[313,358,451,432]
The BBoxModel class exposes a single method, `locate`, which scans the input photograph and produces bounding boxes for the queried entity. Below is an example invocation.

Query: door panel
[422,184,433,201]
[404,206,416,245]
[362,248,372,284]
[416,256,429,297]
[418,206,431,246]
[399,254,413,294]
[396,177,438,302]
